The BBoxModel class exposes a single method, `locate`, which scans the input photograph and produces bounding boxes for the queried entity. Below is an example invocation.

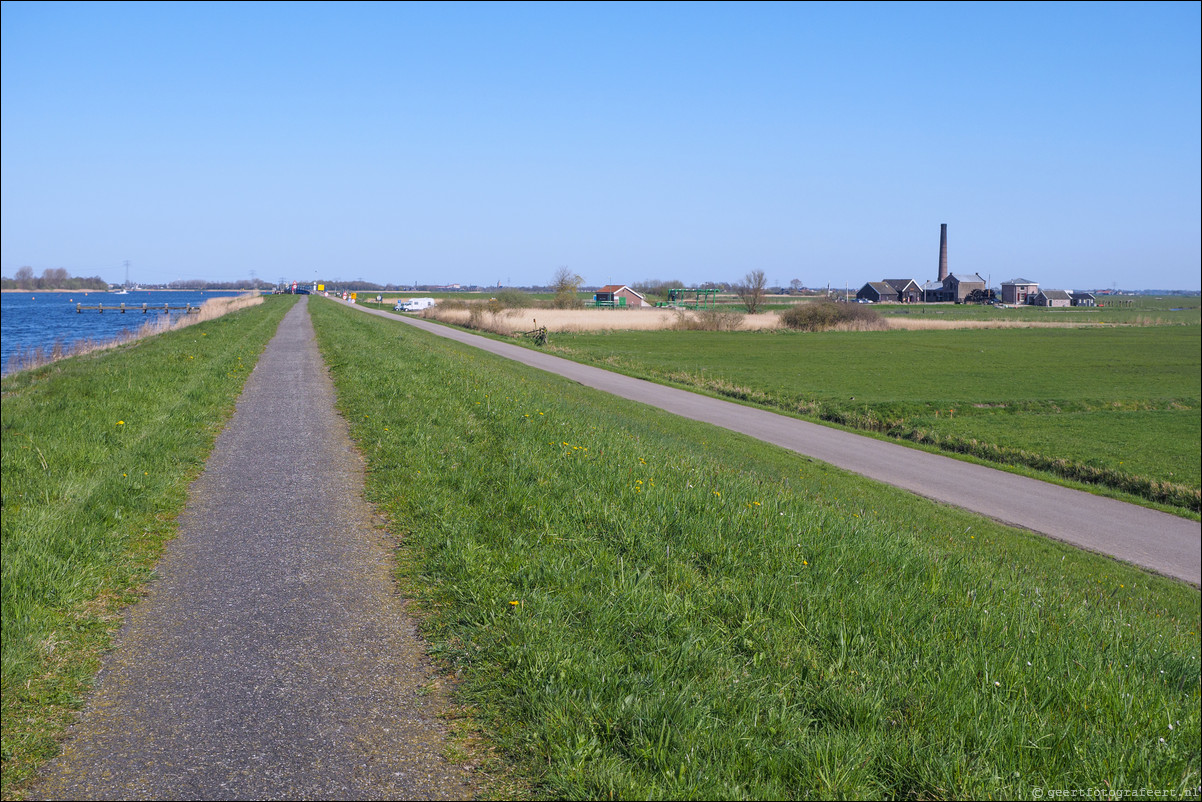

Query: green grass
[0,295,296,798]
[536,326,1201,511]
[309,299,1201,800]
[875,295,1202,325]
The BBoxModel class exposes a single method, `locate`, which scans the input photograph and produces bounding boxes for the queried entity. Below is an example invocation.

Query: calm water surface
[1,290,243,375]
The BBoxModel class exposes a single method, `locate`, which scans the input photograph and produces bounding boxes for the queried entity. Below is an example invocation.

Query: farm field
[540,325,1201,512]
[309,299,1200,800]
[0,295,298,796]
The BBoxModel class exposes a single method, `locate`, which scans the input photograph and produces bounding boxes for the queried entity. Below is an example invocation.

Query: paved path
[349,301,1200,586]
[33,299,476,800]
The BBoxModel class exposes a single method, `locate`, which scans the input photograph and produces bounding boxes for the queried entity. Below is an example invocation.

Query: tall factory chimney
[938,223,949,282]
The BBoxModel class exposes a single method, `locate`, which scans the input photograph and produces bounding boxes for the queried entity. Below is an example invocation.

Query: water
[1,290,245,375]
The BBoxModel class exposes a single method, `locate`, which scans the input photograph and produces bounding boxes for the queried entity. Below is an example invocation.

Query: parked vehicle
[393,297,436,312]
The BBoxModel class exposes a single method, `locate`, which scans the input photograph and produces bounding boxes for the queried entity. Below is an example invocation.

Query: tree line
[1,267,109,291]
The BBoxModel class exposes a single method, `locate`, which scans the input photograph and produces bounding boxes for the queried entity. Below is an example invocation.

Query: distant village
[853,224,1098,308]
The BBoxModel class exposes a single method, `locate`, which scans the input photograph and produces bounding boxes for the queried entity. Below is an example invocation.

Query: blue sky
[2,1,1199,290]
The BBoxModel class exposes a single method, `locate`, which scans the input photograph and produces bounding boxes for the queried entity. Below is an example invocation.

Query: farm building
[1033,289,1072,307]
[1001,278,1039,305]
[884,278,921,303]
[856,278,921,304]
[923,273,987,303]
[856,282,899,303]
[591,285,648,308]
[1070,291,1096,307]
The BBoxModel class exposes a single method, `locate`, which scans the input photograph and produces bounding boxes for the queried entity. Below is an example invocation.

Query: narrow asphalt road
[33,299,477,800]
[348,301,1200,586]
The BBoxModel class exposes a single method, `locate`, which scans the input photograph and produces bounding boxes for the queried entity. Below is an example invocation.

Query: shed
[592,285,648,308]
[1033,289,1072,307]
[1070,291,1096,307]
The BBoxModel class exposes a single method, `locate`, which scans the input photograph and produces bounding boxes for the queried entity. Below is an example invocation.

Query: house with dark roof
[1001,278,1039,305]
[856,278,920,304]
[1033,289,1072,307]
[1070,291,1096,307]
[883,278,921,303]
[856,281,899,303]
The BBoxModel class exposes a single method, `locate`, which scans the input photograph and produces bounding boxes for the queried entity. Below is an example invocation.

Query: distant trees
[735,269,768,314]
[0,266,108,291]
[633,279,685,302]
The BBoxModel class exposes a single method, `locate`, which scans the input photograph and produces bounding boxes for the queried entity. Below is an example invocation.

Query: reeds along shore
[3,293,264,375]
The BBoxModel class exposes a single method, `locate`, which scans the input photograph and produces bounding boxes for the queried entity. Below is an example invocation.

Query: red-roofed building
[592,285,648,308]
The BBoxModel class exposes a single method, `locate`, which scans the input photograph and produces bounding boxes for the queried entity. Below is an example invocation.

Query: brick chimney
[938,223,948,282]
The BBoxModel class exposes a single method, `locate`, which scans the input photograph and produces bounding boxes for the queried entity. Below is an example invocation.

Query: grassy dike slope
[542,326,1201,511]
[310,299,1199,800]
[0,295,297,797]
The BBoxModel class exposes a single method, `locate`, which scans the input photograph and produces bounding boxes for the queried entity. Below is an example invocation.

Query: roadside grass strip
[310,300,1200,801]
[0,295,297,798]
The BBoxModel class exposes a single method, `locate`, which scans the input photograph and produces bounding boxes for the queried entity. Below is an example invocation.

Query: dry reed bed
[425,307,783,333]
[4,293,264,374]
[423,304,1115,334]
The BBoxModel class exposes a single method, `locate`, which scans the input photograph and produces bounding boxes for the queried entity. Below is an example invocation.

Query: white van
[393,297,436,312]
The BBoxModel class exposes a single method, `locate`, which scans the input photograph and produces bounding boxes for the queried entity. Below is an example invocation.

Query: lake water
[1,290,245,375]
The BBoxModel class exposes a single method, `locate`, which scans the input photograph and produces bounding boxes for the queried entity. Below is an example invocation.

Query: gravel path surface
[32,299,477,800]
[349,301,1200,586]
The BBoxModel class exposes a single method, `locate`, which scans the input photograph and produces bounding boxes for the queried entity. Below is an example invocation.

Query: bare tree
[735,269,767,314]
[551,266,584,308]
[790,278,803,293]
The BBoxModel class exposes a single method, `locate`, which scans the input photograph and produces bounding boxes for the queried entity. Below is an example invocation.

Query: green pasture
[543,325,1201,509]
[0,295,297,797]
[310,299,1199,800]
[875,295,1201,325]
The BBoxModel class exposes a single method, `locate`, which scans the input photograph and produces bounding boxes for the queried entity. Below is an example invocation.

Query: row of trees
[2,266,109,291]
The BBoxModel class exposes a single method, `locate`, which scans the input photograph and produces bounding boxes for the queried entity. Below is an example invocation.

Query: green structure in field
[659,288,719,309]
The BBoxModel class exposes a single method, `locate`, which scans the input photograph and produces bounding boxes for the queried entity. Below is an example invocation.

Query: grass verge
[310,299,1200,800]
[0,295,296,798]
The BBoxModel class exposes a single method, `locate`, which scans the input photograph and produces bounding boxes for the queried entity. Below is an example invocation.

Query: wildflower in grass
[509,600,520,607]
[117,421,125,425]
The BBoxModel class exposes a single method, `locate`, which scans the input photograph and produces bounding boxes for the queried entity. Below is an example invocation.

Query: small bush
[494,289,531,310]
[779,302,885,331]
[669,309,745,331]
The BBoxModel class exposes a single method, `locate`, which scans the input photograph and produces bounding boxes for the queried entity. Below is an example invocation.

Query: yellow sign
[351,292,357,299]
[317,284,324,291]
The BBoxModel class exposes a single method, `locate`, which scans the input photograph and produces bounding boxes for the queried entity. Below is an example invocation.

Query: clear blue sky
[3,1,1199,290]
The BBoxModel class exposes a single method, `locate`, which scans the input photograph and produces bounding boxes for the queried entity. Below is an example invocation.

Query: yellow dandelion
[509,600,520,606]
[117,421,125,425]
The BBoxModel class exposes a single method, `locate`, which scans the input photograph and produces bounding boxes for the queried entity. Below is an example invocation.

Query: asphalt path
[32,299,476,800]
[347,300,1200,586]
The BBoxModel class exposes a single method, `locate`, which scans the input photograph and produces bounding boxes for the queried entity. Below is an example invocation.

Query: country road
[346,300,1200,586]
